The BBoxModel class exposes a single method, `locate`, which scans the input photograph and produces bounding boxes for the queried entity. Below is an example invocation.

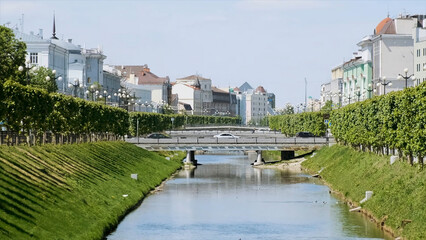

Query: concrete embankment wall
[0,142,184,240]
[302,145,426,240]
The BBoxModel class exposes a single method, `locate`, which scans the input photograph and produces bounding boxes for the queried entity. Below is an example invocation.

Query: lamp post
[98,90,111,105]
[354,87,361,102]
[365,83,374,99]
[376,76,392,95]
[18,60,34,85]
[68,78,83,97]
[397,68,415,89]
[85,85,97,101]
[345,94,352,105]
[137,100,142,112]
[45,69,63,87]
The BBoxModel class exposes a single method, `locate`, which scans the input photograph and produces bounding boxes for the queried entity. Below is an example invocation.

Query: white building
[372,15,418,95]
[234,83,268,125]
[12,21,109,98]
[114,65,171,107]
[12,28,69,93]
[413,16,426,85]
[172,82,202,115]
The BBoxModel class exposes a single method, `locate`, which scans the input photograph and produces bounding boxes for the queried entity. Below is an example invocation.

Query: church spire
[51,13,58,40]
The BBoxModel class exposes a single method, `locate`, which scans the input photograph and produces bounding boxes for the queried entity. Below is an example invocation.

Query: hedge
[268,112,327,137]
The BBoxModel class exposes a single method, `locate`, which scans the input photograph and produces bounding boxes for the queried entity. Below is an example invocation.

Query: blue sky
[1,0,425,107]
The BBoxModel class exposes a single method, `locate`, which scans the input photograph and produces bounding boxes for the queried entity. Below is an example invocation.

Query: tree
[29,66,58,93]
[276,103,295,115]
[0,26,27,84]
[321,100,333,113]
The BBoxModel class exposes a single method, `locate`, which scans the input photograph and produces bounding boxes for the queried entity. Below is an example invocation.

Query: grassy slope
[0,142,184,240]
[302,145,425,239]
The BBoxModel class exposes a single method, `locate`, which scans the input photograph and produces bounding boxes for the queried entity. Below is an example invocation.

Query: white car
[213,133,240,139]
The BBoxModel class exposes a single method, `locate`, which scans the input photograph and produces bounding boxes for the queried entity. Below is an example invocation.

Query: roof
[177,74,210,81]
[115,65,169,85]
[211,86,228,93]
[375,17,392,34]
[233,87,241,92]
[255,86,266,93]
[178,102,192,110]
[377,18,396,34]
[239,82,253,92]
[12,29,47,42]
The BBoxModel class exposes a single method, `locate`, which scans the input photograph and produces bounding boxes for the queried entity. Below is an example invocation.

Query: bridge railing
[130,136,333,145]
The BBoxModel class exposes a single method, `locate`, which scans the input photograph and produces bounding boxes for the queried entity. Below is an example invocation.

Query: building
[12,27,69,93]
[234,83,269,125]
[413,16,426,85]
[12,20,110,99]
[371,15,420,95]
[171,74,212,115]
[211,87,236,116]
[172,81,202,115]
[114,65,171,107]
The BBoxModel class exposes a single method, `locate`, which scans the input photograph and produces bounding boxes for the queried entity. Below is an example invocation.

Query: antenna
[19,14,24,32]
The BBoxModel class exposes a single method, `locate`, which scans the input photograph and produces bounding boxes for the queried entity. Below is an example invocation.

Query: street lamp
[45,70,63,84]
[364,83,374,99]
[68,78,83,97]
[354,87,361,102]
[98,90,111,105]
[397,68,415,89]
[18,60,34,85]
[345,93,352,105]
[376,76,392,95]
[137,100,142,112]
[85,85,98,101]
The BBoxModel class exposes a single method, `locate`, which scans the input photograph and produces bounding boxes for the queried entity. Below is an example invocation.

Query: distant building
[11,20,109,99]
[234,83,269,125]
[413,16,426,85]
[371,15,421,95]
[114,65,171,107]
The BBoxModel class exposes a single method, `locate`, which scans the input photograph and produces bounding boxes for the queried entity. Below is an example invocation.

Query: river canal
[108,154,389,240]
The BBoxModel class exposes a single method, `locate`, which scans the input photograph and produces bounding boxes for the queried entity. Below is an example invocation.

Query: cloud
[235,0,331,11]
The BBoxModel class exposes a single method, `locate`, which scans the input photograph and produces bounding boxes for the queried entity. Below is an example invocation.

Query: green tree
[0,25,27,84]
[29,66,58,93]
[321,100,333,113]
[277,103,295,115]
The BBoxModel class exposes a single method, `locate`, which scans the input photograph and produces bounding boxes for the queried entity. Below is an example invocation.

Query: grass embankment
[0,142,185,240]
[302,145,425,239]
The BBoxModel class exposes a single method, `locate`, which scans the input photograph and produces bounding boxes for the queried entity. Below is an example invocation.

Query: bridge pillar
[185,150,197,168]
[253,150,264,166]
[281,150,295,160]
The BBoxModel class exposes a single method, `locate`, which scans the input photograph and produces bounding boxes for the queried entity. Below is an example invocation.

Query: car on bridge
[146,133,171,139]
[295,132,315,138]
[213,133,240,139]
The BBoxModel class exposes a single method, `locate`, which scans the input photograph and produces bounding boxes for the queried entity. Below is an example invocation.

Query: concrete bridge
[127,129,333,166]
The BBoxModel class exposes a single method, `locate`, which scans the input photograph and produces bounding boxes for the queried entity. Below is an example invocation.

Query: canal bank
[301,145,426,240]
[0,142,185,240]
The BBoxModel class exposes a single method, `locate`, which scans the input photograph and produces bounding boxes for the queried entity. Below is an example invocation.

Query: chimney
[143,64,150,73]
[68,39,72,43]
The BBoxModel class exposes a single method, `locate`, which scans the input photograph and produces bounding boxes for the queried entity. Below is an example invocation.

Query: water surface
[108,154,389,240]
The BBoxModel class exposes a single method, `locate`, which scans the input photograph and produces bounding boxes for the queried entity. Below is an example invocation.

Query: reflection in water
[108,154,390,240]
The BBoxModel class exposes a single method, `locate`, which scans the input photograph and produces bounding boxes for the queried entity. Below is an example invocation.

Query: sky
[1,0,425,108]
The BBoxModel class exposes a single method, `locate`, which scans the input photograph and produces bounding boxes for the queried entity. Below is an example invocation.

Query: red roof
[255,86,266,93]
[375,17,392,34]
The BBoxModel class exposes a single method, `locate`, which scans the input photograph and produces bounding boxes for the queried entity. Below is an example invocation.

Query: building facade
[413,17,426,85]
[371,15,418,95]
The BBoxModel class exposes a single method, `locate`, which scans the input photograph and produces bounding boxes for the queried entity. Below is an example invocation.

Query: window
[424,48,426,56]
[30,53,38,64]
